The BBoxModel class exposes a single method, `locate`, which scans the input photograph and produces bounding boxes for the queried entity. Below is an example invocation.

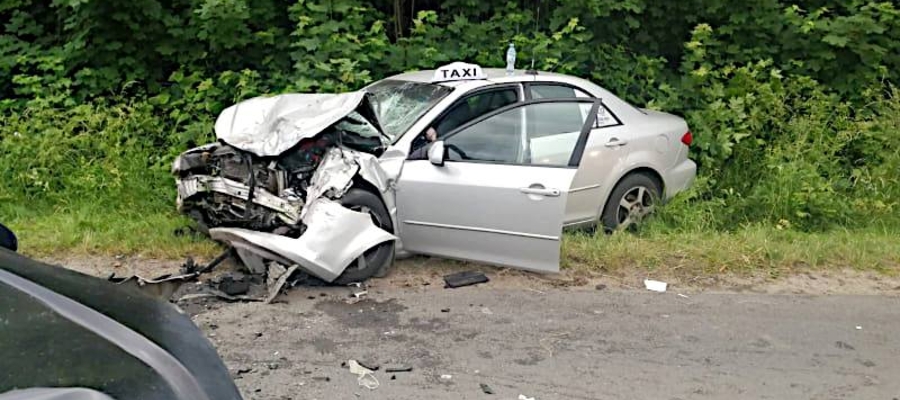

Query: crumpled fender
[209,198,396,282]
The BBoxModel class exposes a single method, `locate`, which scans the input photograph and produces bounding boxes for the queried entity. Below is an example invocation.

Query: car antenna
[525,0,540,76]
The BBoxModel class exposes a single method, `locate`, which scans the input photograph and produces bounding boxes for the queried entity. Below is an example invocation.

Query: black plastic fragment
[443,270,489,288]
[357,361,379,371]
[213,273,251,296]
[385,366,413,373]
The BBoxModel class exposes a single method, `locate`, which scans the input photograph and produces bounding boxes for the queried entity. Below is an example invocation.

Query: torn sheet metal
[300,147,392,218]
[210,198,396,282]
[301,148,359,218]
[176,175,303,224]
[109,272,198,300]
[215,92,367,157]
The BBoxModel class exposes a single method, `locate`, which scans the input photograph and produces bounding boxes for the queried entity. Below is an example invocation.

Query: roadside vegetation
[1,0,898,276]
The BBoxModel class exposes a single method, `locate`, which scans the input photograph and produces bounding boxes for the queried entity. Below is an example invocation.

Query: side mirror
[428,141,446,166]
[0,223,18,252]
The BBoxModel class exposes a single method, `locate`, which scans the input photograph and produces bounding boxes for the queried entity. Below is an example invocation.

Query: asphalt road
[187,283,900,400]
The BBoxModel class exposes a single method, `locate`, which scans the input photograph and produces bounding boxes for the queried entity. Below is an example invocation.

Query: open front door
[395,99,600,272]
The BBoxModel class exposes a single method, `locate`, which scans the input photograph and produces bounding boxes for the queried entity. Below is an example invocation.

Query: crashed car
[172,62,697,284]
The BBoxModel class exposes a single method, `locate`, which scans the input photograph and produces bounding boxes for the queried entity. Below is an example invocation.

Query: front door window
[444,101,594,167]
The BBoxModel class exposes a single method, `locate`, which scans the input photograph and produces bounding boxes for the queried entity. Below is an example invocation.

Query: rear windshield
[366,79,452,141]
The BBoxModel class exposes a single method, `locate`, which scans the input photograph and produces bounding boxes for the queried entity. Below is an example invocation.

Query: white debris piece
[643,279,668,293]
[518,395,536,400]
[440,374,452,380]
[347,360,379,390]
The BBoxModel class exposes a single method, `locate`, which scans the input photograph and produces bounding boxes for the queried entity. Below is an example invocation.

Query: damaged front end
[172,91,396,283]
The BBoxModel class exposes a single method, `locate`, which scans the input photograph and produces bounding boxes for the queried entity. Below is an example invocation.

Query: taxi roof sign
[431,62,486,83]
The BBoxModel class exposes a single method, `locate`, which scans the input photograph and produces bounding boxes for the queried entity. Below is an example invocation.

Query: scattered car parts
[443,270,490,288]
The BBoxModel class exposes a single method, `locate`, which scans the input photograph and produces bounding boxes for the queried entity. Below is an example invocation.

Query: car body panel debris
[444,270,490,288]
[209,199,395,283]
[173,63,698,282]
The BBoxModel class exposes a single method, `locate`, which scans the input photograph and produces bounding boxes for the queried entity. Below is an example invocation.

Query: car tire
[600,173,662,233]
[334,188,395,284]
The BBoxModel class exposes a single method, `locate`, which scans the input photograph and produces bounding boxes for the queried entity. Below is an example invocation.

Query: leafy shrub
[1,0,898,235]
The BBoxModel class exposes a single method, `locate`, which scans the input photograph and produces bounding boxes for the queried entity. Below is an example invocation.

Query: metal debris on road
[643,279,668,293]
[384,365,413,373]
[677,293,690,299]
[265,264,300,304]
[443,270,489,288]
[480,383,495,394]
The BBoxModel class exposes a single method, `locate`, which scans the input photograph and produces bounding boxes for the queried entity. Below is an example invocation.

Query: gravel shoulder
[38,254,900,399]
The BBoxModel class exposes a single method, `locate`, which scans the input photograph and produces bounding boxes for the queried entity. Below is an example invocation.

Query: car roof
[387,68,578,87]
[384,67,645,121]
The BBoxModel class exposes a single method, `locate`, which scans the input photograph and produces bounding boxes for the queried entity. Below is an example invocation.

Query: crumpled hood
[215,91,376,157]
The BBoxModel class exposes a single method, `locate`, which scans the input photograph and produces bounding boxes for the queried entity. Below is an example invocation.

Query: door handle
[605,138,628,147]
[519,187,561,197]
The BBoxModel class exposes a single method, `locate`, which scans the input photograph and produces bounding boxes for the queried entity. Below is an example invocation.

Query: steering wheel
[445,143,469,160]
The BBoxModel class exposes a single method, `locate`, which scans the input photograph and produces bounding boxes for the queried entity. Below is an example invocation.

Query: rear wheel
[600,173,661,233]
[334,188,395,284]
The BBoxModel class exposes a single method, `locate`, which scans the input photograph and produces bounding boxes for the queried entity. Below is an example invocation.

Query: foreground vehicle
[173,62,696,283]
[0,229,242,400]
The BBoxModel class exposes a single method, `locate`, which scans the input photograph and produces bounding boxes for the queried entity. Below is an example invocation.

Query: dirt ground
[38,254,900,399]
[44,253,900,296]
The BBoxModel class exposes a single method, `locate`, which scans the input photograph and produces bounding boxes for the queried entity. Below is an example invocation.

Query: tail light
[681,131,693,146]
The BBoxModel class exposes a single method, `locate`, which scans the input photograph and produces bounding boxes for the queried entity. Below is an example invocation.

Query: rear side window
[529,84,590,99]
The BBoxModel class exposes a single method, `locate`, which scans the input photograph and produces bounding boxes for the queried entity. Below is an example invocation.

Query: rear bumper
[664,159,696,198]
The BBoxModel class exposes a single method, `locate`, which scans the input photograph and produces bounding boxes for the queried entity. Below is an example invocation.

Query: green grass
[3,206,219,259]
[564,226,900,279]
[4,203,897,281]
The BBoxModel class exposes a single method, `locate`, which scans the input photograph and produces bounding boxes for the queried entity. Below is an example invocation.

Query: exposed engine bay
[172,91,397,283]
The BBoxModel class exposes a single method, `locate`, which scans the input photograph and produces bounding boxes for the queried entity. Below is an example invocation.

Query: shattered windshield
[366,79,452,140]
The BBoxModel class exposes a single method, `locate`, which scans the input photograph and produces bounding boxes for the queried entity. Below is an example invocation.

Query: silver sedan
[172,62,696,282]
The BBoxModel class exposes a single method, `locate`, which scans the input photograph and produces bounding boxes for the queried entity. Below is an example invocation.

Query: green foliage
[1,0,899,243]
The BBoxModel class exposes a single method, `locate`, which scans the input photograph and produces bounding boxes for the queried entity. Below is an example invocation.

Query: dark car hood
[0,249,242,400]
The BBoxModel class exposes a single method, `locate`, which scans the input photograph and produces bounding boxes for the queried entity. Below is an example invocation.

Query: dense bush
[1,0,898,232]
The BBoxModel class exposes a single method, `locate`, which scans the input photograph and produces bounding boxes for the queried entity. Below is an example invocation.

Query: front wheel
[334,188,395,284]
[600,173,661,233]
